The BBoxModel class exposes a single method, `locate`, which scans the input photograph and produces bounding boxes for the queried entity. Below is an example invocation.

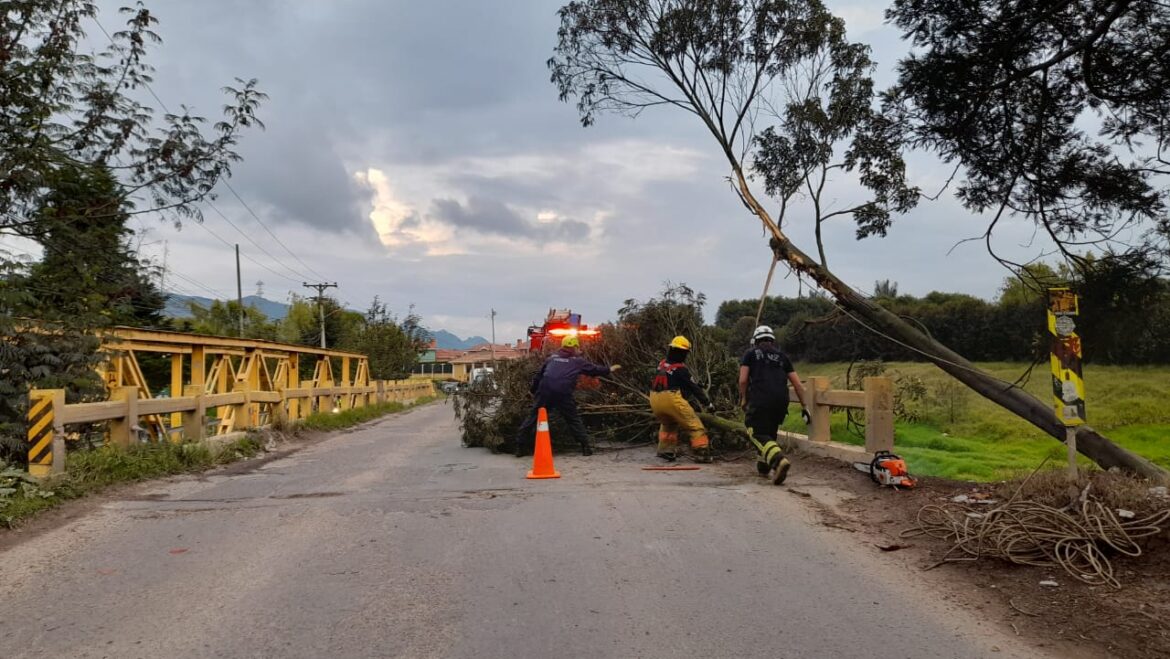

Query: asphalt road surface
[0,402,1049,659]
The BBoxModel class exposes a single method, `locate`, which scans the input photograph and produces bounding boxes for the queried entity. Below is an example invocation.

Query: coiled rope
[905,497,1170,589]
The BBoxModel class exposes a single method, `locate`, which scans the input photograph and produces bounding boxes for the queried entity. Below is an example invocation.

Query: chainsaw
[854,450,916,489]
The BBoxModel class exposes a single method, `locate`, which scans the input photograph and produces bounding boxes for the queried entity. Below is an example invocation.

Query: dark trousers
[515,394,589,455]
[746,399,788,441]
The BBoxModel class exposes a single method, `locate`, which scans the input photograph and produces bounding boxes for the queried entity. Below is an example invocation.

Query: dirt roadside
[732,451,1170,659]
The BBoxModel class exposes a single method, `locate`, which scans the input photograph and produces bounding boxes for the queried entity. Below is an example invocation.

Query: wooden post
[286,354,300,422]
[229,353,253,432]
[341,356,352,410]
[1067,427,1078,481]
[191,346,206,390]
[182,384,206,441]
[246,351,261,427]
[109,386,139,448]
[806,377,831,443]
[169,353,184,439]
[376,381,386,405]
[863,377,895,453]
[316,358,331,414]
[302,380,316,418]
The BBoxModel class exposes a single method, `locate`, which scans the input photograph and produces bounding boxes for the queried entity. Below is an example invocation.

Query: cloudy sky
[29,1,1061,341]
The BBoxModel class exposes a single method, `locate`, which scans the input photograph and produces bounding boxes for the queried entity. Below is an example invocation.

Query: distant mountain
[165,294,487,349]
[165,293,290,320]
[429,329,489,350]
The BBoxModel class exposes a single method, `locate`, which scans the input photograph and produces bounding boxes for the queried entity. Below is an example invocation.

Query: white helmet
[752,325,775,342]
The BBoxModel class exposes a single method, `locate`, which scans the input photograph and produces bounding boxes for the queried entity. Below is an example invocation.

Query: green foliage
[789,361,1170,480]
[186,299,277,340]
[344,298,429,380]
[18,164,168,327]
[716,263,1170,365]
[275,294,361,349]
[0,2,264,463]
[0,1,265,236]
[457,283,749,453]
[0,436,264,528]
[886,0,1170,271]
[300,398,433,432]
[550,0,917,263]
[1,164,172,460]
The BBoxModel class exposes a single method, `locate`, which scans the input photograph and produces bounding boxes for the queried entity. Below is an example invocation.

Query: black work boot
[656,451,676,462]
[771,456,792,485]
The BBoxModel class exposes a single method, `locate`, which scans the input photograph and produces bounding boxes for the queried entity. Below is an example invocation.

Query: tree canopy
[547,0,1170,479]
[0,1,264,238]
[887,0,1170,274]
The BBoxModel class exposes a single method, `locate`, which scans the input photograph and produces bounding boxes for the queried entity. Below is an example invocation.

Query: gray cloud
[88,0,1073,341]
[431,196,590,242]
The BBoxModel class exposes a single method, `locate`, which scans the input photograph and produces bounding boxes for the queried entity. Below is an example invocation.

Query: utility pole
[235,244,244,337]
[490,308,497,364]
[303,282,338,348]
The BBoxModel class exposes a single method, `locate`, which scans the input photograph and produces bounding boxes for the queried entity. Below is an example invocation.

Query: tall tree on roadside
[348,298,430,380]
[0,1,265,237]
[0,1,264,460]
[886,0,1169,275]
[547,0,1167,480]
[21,163,167,327]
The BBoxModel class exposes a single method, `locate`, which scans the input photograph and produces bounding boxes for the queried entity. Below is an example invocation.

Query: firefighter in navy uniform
[649,336,714,463]
[739,325,810,484]
[514,334,619,457]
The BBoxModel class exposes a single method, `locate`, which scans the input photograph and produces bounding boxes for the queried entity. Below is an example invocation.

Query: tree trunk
[728,168,1170,484]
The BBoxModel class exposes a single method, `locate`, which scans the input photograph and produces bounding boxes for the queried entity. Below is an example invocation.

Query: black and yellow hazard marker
[27,392,55,477]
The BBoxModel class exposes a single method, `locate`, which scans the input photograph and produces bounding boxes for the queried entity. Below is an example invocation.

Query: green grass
[1,396,440,528]
[299,396,437,431]
[0,436,262,528]
[781,362,1170,481]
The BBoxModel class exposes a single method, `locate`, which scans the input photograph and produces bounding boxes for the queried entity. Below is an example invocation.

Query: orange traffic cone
[526,407,561,479]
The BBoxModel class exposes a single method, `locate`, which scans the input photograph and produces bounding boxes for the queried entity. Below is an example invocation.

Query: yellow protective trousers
[649,390,710,453]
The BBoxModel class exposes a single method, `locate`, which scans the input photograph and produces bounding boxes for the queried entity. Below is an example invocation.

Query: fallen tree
[547,0,1169,482]
[455,285,753,453]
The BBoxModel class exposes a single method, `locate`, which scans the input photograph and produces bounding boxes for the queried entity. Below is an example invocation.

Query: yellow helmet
[668,335,691,351]
[561,335,580,349]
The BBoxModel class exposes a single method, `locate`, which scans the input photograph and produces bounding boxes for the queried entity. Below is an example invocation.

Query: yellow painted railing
[26,327,436,476]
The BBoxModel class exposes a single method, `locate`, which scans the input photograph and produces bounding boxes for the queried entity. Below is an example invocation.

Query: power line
[93,15,326,285]
[204,203,310,281]
[220,180,328,281]
[190,210,303,285]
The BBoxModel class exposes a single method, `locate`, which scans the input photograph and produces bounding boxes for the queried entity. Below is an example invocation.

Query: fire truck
[526,308,600,352]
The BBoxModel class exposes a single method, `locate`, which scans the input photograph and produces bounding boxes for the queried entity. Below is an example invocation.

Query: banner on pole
[1047,288,1085,426]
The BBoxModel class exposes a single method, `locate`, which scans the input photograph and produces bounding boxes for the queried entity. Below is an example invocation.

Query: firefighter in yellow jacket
[649,336,713,463]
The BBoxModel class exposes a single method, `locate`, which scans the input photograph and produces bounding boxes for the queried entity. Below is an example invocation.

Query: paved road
[0,403,1048,659]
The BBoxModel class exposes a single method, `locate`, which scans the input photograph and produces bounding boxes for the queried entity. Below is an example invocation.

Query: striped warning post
[1047,288,1086,426]
[27,391,55,477]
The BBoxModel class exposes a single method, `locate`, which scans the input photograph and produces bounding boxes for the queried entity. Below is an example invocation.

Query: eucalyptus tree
[548,0,1167,479]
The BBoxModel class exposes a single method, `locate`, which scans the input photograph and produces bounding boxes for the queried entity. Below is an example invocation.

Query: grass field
[778,362,1170,481]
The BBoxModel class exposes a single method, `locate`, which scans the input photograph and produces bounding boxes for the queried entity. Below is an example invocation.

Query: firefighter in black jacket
[739,325,809,484]
[649,335,713,463]
[515,335,619,457]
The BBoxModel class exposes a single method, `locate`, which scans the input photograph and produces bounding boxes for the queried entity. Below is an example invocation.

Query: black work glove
[800,407,811,425]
